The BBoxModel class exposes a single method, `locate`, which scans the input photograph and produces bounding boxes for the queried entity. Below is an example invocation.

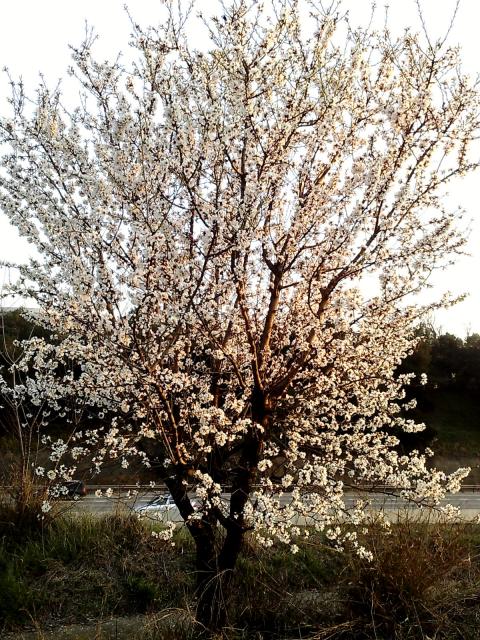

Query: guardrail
[4,483,479,493]
[83,483,480,493]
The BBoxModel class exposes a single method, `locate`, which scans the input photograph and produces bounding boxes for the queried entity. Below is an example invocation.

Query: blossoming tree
[1,0,479,628]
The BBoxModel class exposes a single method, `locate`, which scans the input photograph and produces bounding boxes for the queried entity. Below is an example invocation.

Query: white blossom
[41,500,52,513]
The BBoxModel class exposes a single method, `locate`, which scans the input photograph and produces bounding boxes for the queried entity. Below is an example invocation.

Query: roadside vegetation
[399,326,480,480]
[1,510,480,639]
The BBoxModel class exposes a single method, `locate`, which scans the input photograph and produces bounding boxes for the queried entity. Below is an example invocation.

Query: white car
[135,494,200,517]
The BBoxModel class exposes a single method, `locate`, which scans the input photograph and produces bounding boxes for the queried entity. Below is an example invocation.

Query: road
[70,490,480,522]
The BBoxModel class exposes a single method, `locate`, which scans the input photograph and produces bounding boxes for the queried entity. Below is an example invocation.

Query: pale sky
[0,0,479,335]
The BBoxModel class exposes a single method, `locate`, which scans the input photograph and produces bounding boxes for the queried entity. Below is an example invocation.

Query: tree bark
[194,386,270,631]
[163,473,224,630]
[194,509,246,631]
[193,521,221,630]
[164,387,271,632]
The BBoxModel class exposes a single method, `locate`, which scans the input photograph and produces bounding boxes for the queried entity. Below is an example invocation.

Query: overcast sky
[0,0,479,335]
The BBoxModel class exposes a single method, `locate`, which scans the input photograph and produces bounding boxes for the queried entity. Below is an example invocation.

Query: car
[136,494,176,513]
[62,480,87,499]
[134,494,200,516]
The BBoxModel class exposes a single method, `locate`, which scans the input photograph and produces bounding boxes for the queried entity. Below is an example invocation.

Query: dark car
[62,480,87,498]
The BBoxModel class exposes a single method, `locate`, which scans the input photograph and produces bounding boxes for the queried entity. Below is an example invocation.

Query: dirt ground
[4,616,150,640]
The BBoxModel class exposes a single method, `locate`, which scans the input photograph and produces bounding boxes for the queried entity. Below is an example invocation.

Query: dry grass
[1,509,480,639]
[342,512,480,639]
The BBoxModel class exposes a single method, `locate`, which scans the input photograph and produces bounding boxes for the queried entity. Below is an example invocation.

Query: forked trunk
[190,387,270,632]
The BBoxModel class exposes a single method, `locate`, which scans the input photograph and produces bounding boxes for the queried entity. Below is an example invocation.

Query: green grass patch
[0,513,195,632]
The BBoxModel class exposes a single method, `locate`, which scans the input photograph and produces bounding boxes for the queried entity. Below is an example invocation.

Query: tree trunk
[167,387,271,632]
[194,523,223,630]
[195,387,268,630]
[163,474,227,630]
[195,520,246,631]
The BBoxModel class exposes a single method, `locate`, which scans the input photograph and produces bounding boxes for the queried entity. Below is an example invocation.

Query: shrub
[343,511,480,639]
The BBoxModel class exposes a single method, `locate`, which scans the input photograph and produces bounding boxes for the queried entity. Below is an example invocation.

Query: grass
[1,510,480,639]
[0,513,195,631]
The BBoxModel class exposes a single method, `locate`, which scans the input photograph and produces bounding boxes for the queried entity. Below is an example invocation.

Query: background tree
[0,309,50,506]
[1,0,479,629]
[399,325,480,456]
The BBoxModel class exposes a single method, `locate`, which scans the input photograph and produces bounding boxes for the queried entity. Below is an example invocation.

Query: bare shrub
[343,511,480,639]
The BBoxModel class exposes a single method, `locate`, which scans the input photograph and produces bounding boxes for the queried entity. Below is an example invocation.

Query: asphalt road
[70,491,480,522]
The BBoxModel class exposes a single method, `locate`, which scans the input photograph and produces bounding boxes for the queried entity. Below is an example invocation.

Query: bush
[0,513,194,631]
[0,467,54,540]
[125,576,161,612]
[226,532,344,637]
[343,512,480,639]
